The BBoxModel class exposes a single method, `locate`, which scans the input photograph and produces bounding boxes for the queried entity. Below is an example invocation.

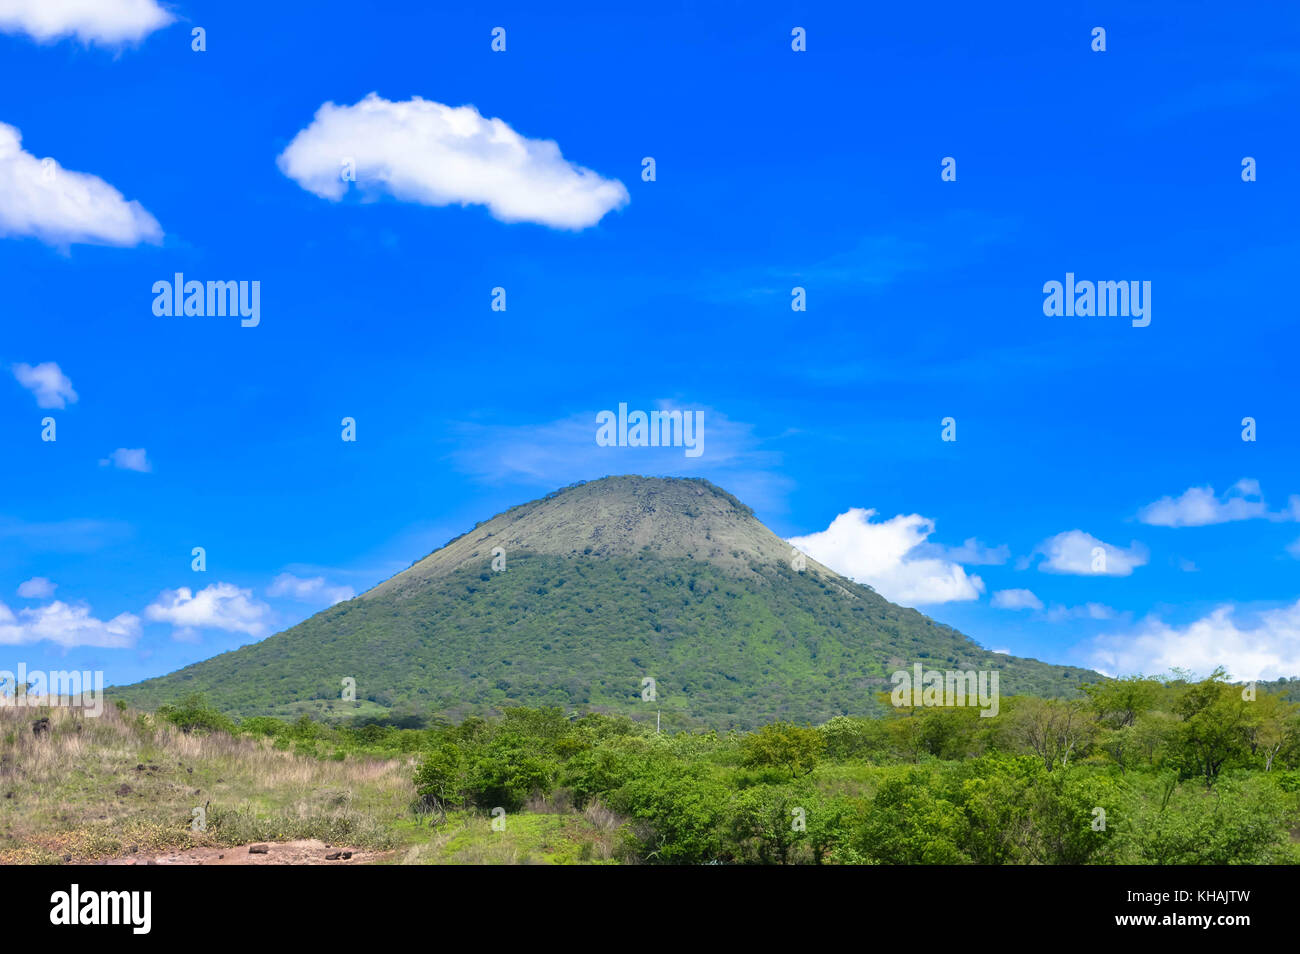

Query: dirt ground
[99,839,391,865]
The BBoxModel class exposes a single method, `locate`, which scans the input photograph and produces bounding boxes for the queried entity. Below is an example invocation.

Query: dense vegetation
[154,669,1300,864]
[116,552,1097,728]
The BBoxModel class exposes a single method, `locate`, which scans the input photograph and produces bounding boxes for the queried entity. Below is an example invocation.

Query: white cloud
[0,0,173,46]
[0,599,139,648]
[16,577,55,598]
[145,583,273,641]
[1288,538,1300,560]
[1086,600,1300,681]
[1036,530,1147,577]
[1137,479,1295,527]
[991,588,1043,611]
[12,361,77,408]
[277,93,629,230]
[99,448,150,472]
[267,573,354,606]
[788,508,984,606]
[0,122,163,247]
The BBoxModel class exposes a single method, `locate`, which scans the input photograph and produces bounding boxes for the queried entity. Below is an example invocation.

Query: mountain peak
[365,475,818,599]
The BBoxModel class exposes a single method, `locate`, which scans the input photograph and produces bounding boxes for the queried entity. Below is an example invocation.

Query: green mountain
[115,476,1100,729]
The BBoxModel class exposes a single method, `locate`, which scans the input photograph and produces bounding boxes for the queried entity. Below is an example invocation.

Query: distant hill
[114,476,1101,729]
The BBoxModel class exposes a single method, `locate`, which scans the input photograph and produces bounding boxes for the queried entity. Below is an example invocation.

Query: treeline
[154,669,1300,864]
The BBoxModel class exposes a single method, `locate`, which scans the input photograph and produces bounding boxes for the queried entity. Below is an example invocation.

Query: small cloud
[1177,557,1198,572]
[99,448,151,472]
[1137,479,1295,527]
[267,573,354,606]
[1035,530,1147,577]
[991,588,1043,611]
[278,93,629,230]
[16,577,55,598]
[990,647,1011,655]
[144,583,273,641]
[0,123,163,247]
[1287,538,1300,560]
[0,0,174,46]
[12,361,76,408]
[789,508,984,606]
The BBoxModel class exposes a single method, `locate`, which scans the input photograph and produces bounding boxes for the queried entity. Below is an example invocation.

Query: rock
[116,784,133,796]
[341,851,352,860]
[218,854,224,859]
[325,851,342,860]
[248,844,270,854]
[129,845,138,853]
[135,764,145,772]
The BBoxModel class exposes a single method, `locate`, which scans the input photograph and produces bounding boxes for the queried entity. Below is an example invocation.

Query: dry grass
[0,702,415,863]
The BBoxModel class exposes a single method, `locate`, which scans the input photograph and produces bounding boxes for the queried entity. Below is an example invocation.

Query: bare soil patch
[99,839,390,865]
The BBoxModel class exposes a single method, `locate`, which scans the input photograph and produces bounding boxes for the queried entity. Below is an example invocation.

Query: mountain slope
[115,477,1100,728]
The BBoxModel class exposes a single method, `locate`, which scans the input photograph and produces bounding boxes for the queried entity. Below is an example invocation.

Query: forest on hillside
[116,553,1098,728]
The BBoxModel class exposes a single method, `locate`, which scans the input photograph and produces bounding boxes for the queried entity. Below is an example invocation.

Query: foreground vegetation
[4,669,1299,864]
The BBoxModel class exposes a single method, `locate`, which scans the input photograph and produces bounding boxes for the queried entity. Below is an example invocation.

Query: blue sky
[2,0,1299,690]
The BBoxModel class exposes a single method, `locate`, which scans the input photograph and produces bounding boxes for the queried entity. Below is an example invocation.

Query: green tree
[740,722,824,778]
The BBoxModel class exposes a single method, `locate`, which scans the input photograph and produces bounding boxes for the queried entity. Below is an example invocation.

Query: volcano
[116,476,1097,728]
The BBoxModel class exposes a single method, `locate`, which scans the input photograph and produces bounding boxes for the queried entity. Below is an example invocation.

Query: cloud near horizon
[0,599,140,648]
[277,93,629,230]
[1086,600,1300,681]
[788,508,984,606]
